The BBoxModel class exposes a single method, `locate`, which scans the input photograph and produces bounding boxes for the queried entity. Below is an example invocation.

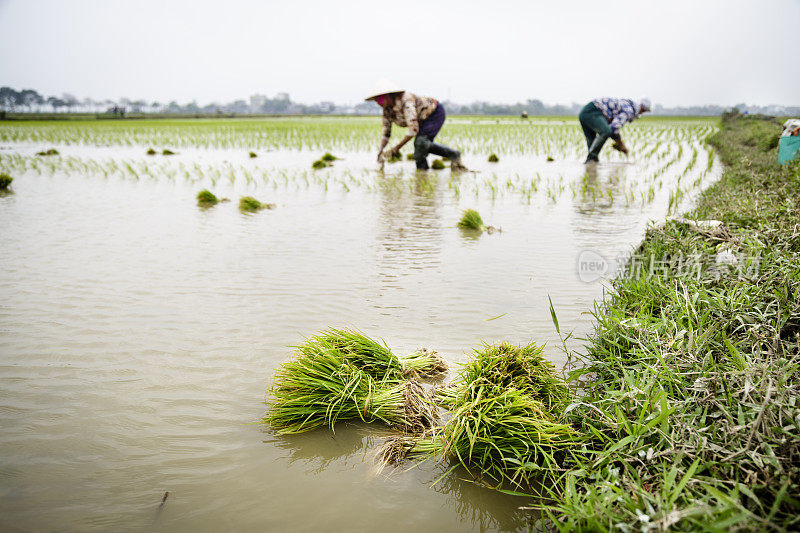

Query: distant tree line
[1,86,798,117]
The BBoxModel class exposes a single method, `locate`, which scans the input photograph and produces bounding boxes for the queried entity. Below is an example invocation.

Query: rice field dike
[542,115,800,531]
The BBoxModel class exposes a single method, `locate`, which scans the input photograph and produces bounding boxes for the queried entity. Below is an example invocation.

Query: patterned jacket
[593,98,639,138]
[381,92,438,142]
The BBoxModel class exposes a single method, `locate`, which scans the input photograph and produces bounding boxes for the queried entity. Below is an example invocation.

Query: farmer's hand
[387,146,399,159]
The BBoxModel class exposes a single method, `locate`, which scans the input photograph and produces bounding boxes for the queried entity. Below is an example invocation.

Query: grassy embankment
[547,116,800,531]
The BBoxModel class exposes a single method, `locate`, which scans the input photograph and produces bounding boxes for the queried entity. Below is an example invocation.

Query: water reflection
[264,425,378,474]
[423,463,533,533]
[375,172,445,284]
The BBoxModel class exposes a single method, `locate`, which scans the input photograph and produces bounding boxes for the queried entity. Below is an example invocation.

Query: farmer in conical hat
[366,78,467,171]
[579,97,651,163]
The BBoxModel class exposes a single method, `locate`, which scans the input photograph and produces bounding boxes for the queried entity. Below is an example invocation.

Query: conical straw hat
[365,78,404,101]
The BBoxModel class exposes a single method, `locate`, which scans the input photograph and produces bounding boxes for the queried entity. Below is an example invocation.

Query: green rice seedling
[299,328,404,381]
[435,384,579,489]
[406,153,415,161]
[146,148,157,155]
[387,152,403,163]
[0,173,12,190]
[447,341,572,414]
[196,189,219,206]
[162,149,175,155]
[35,148,59,156]
[239,196,275,212]
[249,151,257,158]
[431,159,445,170]
[312,159,329,169]
[265,328,440,435]
[400,348,448,379]
[546,156,555,162]
[457,209,485,231]
[320,152,338,162]
[488,153,499,163]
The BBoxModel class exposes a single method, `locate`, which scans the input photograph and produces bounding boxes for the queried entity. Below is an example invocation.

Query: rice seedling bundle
[382,342,577,489]
[488,153,499,163]
[196,189,219,206]
[452,342,571,413]
[438,384,577,488]
[265,328,446,435]
[457,209,485,230]
[0,173,12,190]
[431,159,445,170]
[239,196,275,212]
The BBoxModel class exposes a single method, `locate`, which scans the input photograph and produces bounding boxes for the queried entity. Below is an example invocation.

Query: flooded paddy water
[0,117,720,531]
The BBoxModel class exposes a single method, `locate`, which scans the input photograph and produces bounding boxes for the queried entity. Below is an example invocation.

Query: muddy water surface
[0,136,718,531]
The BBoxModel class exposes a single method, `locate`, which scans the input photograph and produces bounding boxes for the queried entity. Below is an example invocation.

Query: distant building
[249,94,267,113]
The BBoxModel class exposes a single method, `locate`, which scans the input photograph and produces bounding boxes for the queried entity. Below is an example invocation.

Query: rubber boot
[585,134,609,163]
[414,135,432,170]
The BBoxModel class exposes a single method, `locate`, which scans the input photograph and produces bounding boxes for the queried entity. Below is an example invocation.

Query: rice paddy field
[0,115,722,531]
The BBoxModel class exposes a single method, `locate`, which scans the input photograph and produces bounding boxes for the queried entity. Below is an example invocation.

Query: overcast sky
[1,0,798,107]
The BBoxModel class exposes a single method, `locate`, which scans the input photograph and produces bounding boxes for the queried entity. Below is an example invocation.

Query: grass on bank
[543,116,800,531]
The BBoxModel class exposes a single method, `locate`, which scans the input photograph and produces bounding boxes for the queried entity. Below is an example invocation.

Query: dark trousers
[414,104,460,170]
[578,102,613,162]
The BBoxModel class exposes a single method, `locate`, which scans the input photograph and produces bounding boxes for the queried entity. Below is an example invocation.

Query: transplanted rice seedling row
[0,117,715,158]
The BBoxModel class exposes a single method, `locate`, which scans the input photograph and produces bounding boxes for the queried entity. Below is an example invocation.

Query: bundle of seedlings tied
[312,152,339,169]
[0,173,13,190]
[379,342,579,490]
[264,328,447,435]
[457,209,500,234]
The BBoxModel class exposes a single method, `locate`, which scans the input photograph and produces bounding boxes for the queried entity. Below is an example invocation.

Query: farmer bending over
[366,78,467,171]
[579,97,651,163]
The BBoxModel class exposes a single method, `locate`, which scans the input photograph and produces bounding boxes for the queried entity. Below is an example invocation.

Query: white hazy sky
[1,0,798,107]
